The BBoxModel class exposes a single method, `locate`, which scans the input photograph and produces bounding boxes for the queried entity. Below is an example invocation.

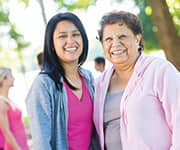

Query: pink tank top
[0,102,29,150]
[64,77,93,150]
[0,131,5,148]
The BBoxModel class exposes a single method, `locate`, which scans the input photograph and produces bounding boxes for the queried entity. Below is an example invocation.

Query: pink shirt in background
[0,102,29,150]
[0,131,5,148]
[64,77,93,150]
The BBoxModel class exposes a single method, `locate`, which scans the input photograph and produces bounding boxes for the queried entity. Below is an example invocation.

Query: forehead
[103,23,132,34]
[55,20,79,33]
[103,23,128,32]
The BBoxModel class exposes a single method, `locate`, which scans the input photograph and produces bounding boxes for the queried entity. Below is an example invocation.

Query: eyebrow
[57,30,80,34]
[104,33,127,38]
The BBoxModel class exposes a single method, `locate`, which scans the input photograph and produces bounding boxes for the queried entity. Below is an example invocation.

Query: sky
[7,0,139,115]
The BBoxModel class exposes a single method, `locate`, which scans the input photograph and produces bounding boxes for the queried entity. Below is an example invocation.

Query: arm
[0,100,21,150]
[154,61,180,150]
[26,76,52,150]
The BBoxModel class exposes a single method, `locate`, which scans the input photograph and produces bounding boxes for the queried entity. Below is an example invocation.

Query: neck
[64,63,79,78]
[66,70,80,83]
[114,54,140,83]
[0,88,9,99]
[113,63,135,88]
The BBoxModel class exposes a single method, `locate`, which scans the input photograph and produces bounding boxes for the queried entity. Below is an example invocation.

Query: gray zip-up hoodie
[26,67,99,150]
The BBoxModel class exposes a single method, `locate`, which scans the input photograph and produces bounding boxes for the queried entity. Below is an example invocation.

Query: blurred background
[0,0,180,117]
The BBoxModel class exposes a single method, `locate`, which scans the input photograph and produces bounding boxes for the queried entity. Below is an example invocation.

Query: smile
[110,49,127,55]
[64,47,77,52]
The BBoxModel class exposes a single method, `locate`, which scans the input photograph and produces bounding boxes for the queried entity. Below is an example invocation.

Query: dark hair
[37,52,44,66]
[42,12,89,91]
[98,11,144,52]
[94,57,105,66]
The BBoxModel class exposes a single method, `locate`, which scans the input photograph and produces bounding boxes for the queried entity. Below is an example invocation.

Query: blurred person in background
[26,12,99,150]
[94,10,180,150]
[0,67,29,150]
[37,52,44,70]
[94,57,105,73]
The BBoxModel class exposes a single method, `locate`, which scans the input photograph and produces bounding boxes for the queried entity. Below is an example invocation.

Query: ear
[136,34,142,43]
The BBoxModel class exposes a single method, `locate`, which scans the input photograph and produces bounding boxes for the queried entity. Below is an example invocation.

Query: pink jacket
[94,54,180,150]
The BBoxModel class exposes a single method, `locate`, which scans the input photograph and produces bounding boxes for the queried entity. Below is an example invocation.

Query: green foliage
[9,24,30,51]
[116,0,180,51]
[134,0,180,50]
[111,0,160,51]
[17,0,30,7]
[133,0,160,50]
[0,1,29,73]
[55,0,96,10]
[166,0,180,36]
[23,116,30,128]
[0,10,9,23]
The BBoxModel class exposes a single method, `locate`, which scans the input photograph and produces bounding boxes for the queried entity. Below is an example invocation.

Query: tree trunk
[146,0,180,71]
[37,0,47,26]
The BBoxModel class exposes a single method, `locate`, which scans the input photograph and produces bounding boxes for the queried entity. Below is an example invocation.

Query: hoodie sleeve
[154,60,180,150]
[26,75,52,150]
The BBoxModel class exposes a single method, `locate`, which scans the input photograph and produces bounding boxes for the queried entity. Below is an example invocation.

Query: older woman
[94,11,180,150]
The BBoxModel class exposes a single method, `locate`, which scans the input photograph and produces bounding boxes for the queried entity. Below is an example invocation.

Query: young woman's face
[53,20,83,65]
[102,23,141,67]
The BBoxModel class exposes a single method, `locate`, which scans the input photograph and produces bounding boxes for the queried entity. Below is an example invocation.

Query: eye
[73,33,81,37]
[119,35,127,40]
[103,37,112,43]
[58,34,67,39]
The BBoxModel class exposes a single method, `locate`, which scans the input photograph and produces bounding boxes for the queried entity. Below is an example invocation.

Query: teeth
[111,50,125,55]
[65,47,77,51]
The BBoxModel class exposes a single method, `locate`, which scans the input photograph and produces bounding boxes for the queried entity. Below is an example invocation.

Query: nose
[66,34,74,44]
[112,37,123,48]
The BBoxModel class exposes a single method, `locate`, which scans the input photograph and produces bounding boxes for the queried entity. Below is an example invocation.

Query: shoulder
[139,55,179,83]
[0,100,8,114]
[138,54,178,73]
[148,56,178,73]
[26,73,58,102]
[79,67,92,76]
[94,65,114,89]
[31,73,57,90]
[79,67,94,82]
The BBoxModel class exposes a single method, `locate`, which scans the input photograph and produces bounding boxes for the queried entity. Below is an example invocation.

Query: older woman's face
[102,23,141,67]
[53,20,83,65]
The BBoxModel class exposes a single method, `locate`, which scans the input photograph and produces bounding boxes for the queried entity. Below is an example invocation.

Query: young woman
[26,12,99,150]
[0,67,29,150]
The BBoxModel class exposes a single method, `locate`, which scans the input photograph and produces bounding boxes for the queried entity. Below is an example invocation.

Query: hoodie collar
[99,53,156,95]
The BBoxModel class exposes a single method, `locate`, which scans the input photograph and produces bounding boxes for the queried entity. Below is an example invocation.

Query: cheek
[103,44,111,56]
[102,43,109,51]
[79,39,83,48]
[129,42,139,54]
[54,40,63,48]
